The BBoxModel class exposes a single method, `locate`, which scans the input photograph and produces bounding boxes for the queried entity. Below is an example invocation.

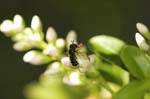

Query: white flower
[44,62,61,75]
[13,14,24,32]
[136,23,150,39]
[61,57,72,67]
[43,44,59,57]
[26,33,41,46]
[136,23,149,34]
[63,71,81,86]
[24,28,33,36]
[56,38,65,50]
[135,33,145,45]
[13,42,32,51]
[31,15,42,32]
[66,30,78,48]
[0,20,14,36]
[23,50,50,65]
[46,27,57,43]
[135,33,150,51]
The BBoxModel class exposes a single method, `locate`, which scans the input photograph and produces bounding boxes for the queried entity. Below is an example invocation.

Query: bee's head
[70,40,78,49]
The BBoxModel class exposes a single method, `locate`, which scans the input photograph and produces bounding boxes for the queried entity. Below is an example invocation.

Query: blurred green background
[0,0,149,99]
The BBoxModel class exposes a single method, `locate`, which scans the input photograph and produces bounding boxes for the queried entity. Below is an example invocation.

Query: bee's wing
[76,53,96,72]
[76,52,89,69]
[76,43,87,53]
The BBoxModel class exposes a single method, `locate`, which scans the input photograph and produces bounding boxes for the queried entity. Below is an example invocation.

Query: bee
[69,40,79,66]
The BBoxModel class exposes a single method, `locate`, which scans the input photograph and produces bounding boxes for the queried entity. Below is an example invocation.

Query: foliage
[0,15,150,99]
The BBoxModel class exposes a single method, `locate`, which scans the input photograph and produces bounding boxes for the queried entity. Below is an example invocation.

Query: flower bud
[61,57,72,67]
[44,62,61,75]
[63,71,81,86]
[31,15,42,32]
[136,23,150,39]
[135,33,150,52]
[26,33,41,46]
[0,20,14,36]
[31,15,43,39]
[13,14,25,32]
[24,28,33,36]
[43,44,59,57]
[11,33,25,42]
[13,42,32,51]
[66,30,78,49]
[56,38,65,51]
[46,27,57,43]
[23,50,50,65]
[26,32,47,49]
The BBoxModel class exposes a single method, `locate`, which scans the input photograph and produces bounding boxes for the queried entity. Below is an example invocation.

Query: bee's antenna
[71,40,74,44]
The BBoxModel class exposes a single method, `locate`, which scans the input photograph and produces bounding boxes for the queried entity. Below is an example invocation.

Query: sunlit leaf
[89,35,125,55]
[98,63,129,86]
[113,80,148,99]
[121,45,150,79]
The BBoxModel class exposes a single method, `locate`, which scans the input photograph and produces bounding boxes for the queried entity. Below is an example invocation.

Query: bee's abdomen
[69,55,78,66]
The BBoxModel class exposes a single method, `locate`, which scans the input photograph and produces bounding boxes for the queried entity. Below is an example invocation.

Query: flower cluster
[0,14,95,86]
[1,15,150,99]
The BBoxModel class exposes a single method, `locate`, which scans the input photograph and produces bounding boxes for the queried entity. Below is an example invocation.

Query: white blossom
[23,51,50,65]
[0,20,14,35]
[13,14,24,32]
[63,71,81,86]
[46,27,57,43]
[135,33,150,51]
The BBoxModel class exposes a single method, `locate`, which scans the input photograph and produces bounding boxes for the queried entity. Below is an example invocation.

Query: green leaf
[98,63,129,86]
[144,92,150,99]
[88,35,125,55]
[113,80,148,99]
[121,45,150,79]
